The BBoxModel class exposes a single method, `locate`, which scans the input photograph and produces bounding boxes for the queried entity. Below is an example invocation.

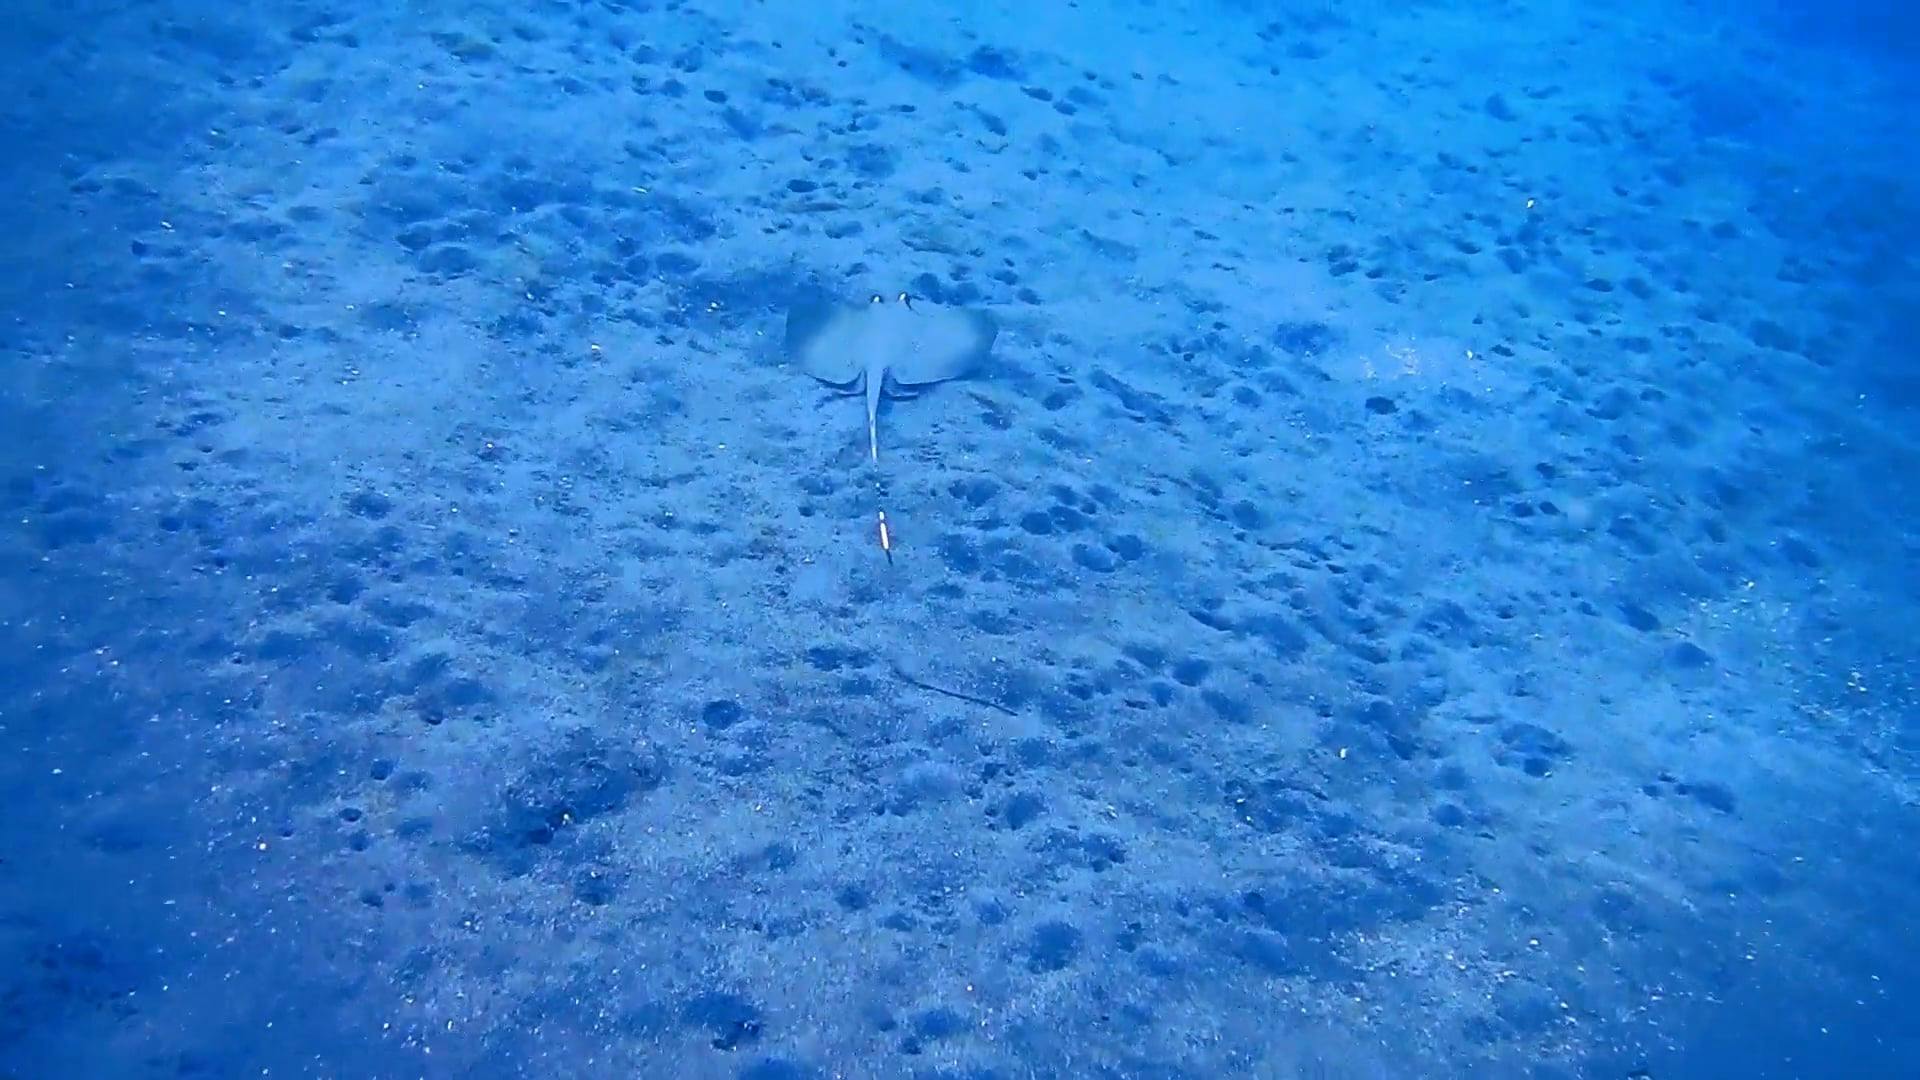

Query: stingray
[785,291,996,460]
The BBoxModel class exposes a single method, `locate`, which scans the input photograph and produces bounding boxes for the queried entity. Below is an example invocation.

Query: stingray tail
[867,378,891,563]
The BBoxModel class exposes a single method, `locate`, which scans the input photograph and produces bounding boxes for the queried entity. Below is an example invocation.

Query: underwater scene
[1,1,1915,1077]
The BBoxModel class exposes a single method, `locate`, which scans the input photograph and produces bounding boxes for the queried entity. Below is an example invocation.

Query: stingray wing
[881,302,997,386]
[785,300,865,386]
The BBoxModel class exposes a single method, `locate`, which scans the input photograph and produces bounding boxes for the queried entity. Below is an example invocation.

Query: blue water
[3,2,1915,1077]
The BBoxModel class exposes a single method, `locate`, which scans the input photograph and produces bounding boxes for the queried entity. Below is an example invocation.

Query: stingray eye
[897,291,914,308]
[869,293,883,305]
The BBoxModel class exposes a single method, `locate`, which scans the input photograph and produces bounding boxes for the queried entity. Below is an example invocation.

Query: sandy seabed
[1,2,1916,1077]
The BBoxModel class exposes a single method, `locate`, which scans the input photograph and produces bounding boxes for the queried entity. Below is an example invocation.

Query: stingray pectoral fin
[785,301,865,385]
[889,304,997,386]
